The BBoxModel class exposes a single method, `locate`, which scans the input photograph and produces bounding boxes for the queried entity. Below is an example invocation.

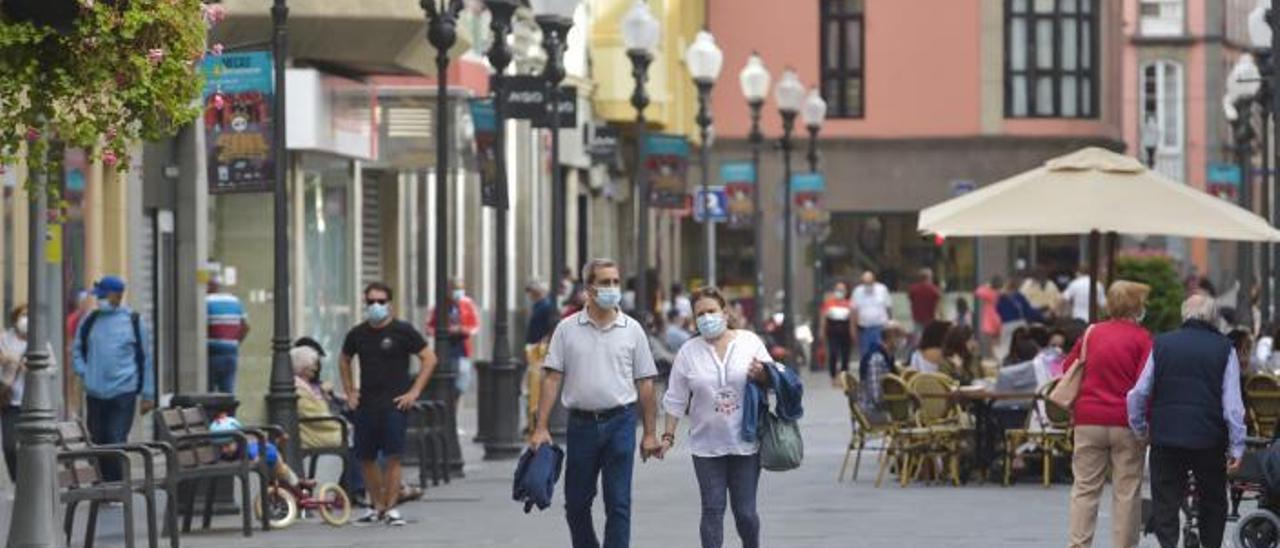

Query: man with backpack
[72,275,155,482]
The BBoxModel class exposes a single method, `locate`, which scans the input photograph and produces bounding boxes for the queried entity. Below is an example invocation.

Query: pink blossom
[147,48,165,65]
[24,127,39,142]
[211,43,224,56]
[202,4,227,27]
[212,93,226,109]
[102,150,118,167]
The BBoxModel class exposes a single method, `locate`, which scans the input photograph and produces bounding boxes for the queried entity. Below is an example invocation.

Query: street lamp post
[801,89,826,374]
[774,69,805,352]
[686,30,724,287]
[266,0,301,471]
[1248,0,1277,323]
[1141,115,1160,169]
[481,0,522,461]
[537,0,577,318]
[1227,51,1263,329]
[421,0,465,476]
[622,0,660,324]
[738,53,771,331]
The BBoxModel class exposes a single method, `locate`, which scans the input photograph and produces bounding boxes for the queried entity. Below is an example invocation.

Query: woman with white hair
[292,344,343,450]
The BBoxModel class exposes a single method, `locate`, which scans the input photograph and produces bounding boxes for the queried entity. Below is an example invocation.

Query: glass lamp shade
[1140,115,1160,150]
[621,0,660,52]
[1249,0,1271,49]
[1226,53,1262,102]
[685,30,724,84]
[774,68,806,113]
[530,0,580,19]
[738,53,771,103]
[801,89,827,128]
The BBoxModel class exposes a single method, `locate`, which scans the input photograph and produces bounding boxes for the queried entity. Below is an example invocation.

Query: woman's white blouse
[662,330,771,458]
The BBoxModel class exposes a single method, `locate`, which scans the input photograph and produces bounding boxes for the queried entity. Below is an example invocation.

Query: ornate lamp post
[534,0,578,315]
[801,88,826,373]
[738,53,771,330]
[421,0,465,476]
[264,0,302,472]
[1248,0,1277,323]
[622,0,660,323]
[1227,53,1262,328]
[480,0,522,460]
[686,30,724,286]
[774,68,806,351]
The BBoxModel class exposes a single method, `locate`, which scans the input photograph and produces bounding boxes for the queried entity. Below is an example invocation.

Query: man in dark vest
[1127,294,1246,548]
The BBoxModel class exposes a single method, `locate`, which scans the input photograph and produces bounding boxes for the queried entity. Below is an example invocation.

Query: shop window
[819,0,864,118]
[1005,0,1099,118]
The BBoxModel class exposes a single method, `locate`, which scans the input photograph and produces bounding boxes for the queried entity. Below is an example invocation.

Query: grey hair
[525,278,549,293]
[582,258,619,286]
[1181,294,1218,324]
[289,345,321,375]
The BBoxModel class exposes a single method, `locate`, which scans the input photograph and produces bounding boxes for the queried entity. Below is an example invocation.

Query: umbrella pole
[1088,230,1101,323]
[1105,232,1118,290]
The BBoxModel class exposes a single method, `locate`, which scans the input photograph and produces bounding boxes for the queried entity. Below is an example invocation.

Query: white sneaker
[385,509,407,526]
[354,509,382,526]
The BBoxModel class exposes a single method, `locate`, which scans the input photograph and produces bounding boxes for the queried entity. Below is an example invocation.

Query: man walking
[529,258,661,548]
[907,268,941,344]
[340,282,438,526]
[1064,265,1106,322]
[427,278,479,420]
[206,274,249,393]
[852,270,891,359]
[72,275,155,482]
[524,279,558,430]
[1127,294,1246,548]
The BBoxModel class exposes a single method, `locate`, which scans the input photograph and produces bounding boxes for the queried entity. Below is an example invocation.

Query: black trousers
[826,332,852,379]
[1149,445,1229,548]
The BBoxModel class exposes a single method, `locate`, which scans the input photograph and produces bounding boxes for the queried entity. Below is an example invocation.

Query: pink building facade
[698,0,1126,307]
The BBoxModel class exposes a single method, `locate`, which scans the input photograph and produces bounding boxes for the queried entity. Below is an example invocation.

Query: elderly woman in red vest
[1064,281,1153,548]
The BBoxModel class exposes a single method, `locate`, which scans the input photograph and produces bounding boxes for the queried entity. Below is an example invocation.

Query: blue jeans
[208,353,238,393]
[564,405,637,548]
[857,325,883,359]
[693,453,761,548]
[86,393,138,482]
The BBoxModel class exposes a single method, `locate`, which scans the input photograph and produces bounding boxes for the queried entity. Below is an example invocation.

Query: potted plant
[0,0,215,181]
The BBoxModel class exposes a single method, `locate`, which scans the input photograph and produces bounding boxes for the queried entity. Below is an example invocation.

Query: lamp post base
[425,369,465,478]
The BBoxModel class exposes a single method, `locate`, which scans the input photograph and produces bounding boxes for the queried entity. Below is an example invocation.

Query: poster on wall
[791,172,826,236]
[643,134,689,209]
[201,51,274,194]
[470,99,501,208]
[721,161,755,229]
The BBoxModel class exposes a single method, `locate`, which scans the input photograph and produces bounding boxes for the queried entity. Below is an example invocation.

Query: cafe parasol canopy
[917,146,1280,319]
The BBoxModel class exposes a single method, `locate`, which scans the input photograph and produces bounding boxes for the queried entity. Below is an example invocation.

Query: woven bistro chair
[1003,379,1073,487]
[906,372,966,486]
[875,374,923,487]
[1245,374,1280,438]
[839,373,894,483]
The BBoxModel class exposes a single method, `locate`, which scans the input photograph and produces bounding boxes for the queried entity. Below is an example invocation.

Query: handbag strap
[1078,325,1095,366]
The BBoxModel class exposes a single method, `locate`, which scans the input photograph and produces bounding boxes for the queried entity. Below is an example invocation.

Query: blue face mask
[366,302,390,323]
[697,313,727,339]
[593,287,622,309]
[98,300,116,311]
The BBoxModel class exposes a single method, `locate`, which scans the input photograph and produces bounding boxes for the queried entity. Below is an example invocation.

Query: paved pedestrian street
[0,371,1209,547]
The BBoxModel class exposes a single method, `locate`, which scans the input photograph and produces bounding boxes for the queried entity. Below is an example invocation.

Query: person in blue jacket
[72,275,155,482]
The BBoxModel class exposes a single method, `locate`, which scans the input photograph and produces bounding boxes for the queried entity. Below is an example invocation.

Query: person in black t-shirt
[340,282,437,526]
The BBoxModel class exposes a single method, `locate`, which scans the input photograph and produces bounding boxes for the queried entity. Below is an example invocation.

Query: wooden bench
[152,407,266,536]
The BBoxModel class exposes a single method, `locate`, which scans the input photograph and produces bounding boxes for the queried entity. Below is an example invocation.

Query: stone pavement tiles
[0,371,1223,547]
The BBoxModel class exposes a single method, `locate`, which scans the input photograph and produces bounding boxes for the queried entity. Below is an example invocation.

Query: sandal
[398,484,424,503]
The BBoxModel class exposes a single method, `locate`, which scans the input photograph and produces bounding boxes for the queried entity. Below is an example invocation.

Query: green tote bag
[759,410,803,472]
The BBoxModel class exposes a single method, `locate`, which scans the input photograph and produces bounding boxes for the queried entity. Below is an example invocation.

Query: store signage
[791,172,826,236]
[721,161,755,229]
[201,51,274,194]
[502,77,576,128]
[642,134,690,209]
[470,99,502,208]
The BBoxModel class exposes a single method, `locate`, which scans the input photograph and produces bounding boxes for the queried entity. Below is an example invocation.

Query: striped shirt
[207,293,246,355]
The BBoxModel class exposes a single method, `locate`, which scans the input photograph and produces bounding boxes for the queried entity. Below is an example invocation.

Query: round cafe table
[918,386,1038,483]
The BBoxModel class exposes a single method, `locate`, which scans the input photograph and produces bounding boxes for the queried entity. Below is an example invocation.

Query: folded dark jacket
[512,444,564,513]
[742,362,804,443]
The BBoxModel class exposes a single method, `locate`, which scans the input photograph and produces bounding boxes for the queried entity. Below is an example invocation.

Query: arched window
[1140,60,1184,159]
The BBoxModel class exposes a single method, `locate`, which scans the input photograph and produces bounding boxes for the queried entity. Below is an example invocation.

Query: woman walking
[659,286,771,548]
[819,280,856,387]
[1065,281,1153,548]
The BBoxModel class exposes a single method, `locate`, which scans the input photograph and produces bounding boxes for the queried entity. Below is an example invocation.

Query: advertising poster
[470,99,501,208]
[720,161,755,229]
[201,51,274,194]
[791,172,826,236]
[643,134,690,209]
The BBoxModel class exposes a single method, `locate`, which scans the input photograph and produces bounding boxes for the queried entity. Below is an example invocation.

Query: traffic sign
[693,187,729,223]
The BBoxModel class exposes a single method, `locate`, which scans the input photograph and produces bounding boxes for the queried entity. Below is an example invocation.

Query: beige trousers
[1067,425,1146,548]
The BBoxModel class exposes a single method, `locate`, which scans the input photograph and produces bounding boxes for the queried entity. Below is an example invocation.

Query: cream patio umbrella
[917,146,1280,320]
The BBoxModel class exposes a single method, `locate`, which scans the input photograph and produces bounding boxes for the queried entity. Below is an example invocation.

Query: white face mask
[15,316,27,336]
[696,313,727,340]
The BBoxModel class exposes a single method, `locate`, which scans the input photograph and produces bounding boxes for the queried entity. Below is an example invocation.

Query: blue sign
[201,51,275,194]
[790,173,825,194]
[950,179,977,197]
[721,161,755,228]
[1207,162,1243,186]
[693,187,729,223]
[790,173,826,236]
